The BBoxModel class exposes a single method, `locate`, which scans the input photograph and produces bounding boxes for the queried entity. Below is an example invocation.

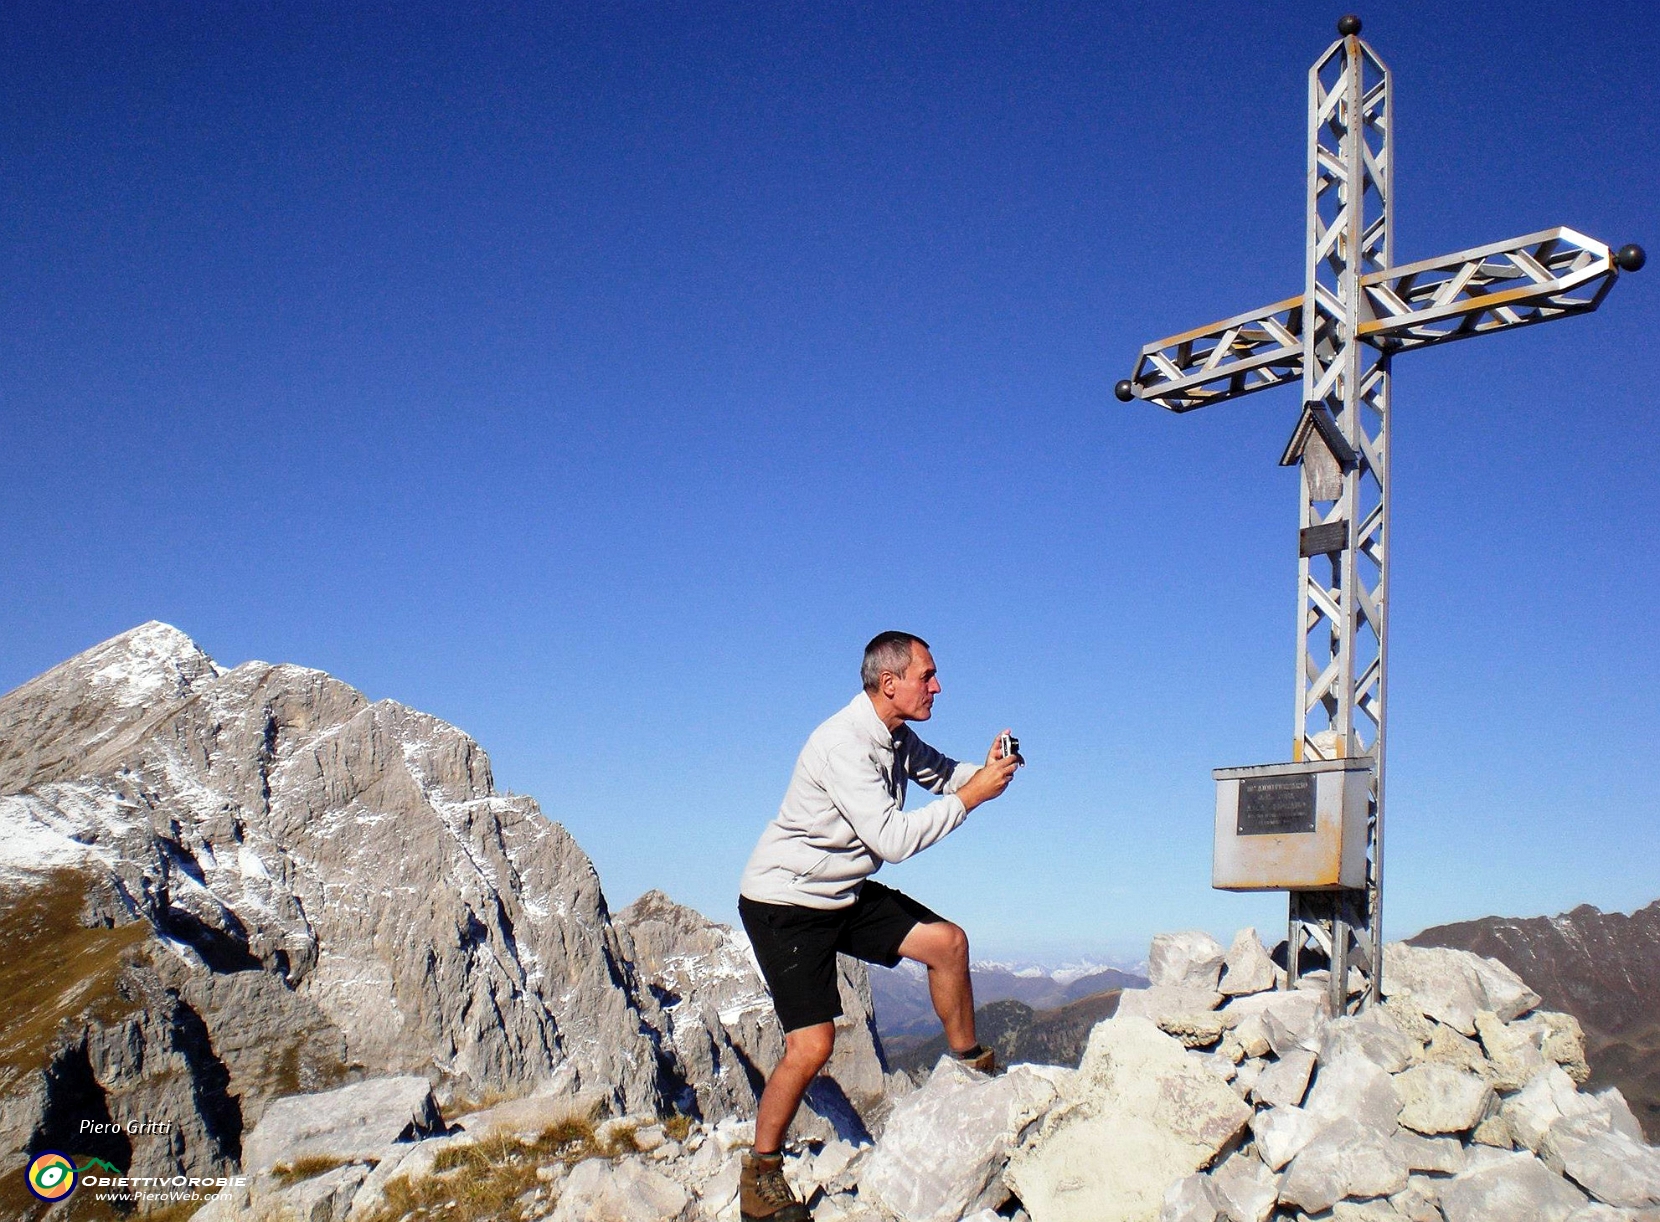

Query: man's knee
[901,919,970,971]
[783,1022,836,1071]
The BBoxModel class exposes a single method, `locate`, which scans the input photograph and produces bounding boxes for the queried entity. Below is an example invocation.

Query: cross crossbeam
[1115,16,1642,1012]
[1128,229,1623,412]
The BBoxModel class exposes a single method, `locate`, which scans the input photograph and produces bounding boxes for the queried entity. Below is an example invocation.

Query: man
[736,631,1021,1222]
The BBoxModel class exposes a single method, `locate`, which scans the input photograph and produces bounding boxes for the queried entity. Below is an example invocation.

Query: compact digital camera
[999,731,1021,762]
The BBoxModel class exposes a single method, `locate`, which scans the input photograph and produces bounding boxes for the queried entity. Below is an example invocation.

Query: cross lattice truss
[1118,19,1639,1011]
[1127,227,1620,412]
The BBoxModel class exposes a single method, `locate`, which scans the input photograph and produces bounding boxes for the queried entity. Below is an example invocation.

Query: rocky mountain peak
[0,624,888,1207]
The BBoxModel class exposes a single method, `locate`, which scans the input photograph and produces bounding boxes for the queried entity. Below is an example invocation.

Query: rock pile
[213,926,1660,1222]
[1122,929,1660,1222]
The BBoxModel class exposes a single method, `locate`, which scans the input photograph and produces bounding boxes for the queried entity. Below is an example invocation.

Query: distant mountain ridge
[885,989,1127,1080]
[868,958,1146,1040]
[1410,898,1660,1141]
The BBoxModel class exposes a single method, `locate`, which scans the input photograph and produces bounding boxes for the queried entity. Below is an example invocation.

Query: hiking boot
[958,1044,997,1075]
[740,1150,812,1222]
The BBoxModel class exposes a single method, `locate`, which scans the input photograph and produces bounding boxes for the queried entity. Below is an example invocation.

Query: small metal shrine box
[1212,758,1374,891]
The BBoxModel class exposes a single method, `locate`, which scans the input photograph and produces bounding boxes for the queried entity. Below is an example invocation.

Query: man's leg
[896,920,976,1053]
[753,1021,835,1154]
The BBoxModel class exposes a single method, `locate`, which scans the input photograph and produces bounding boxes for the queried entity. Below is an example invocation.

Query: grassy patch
[361,1115,648,1222]
[663,1111,694,1143]
[271,1153,360,1186]
[0,870,150,1097]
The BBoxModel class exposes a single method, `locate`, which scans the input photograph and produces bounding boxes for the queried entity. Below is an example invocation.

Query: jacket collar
[851,691,904,750]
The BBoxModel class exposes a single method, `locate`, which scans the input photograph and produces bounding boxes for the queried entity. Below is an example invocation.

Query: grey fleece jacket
[739,692,982,909]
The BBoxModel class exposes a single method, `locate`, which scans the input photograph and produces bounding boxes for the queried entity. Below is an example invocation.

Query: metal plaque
[1237,774,1316,835]
[1299,520,1349,557]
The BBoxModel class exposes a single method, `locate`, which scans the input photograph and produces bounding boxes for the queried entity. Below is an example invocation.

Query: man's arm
[822,743,969,864]
[901,731,978,796]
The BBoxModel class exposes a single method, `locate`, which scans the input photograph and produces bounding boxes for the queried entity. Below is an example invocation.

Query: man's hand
[957,729,1021,813]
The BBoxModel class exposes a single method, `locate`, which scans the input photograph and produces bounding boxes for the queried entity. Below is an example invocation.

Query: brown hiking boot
[959,1044,997,1075]
[740,1150,812,1222]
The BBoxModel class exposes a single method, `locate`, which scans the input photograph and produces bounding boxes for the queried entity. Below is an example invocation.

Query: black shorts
[739,881,944,1033]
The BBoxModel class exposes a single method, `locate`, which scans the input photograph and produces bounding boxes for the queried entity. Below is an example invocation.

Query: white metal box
[1212,758,1373,891]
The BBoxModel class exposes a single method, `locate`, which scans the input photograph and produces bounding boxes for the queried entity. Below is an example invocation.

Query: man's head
[862,631,940,724]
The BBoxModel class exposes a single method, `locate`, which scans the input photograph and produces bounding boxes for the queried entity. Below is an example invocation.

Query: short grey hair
[862,632,929,693]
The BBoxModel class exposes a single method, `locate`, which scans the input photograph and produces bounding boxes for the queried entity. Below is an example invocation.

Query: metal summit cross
[1114,15,1644,1012]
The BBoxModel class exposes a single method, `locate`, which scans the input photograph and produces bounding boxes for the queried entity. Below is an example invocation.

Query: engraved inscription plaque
[1237,773,1316,835]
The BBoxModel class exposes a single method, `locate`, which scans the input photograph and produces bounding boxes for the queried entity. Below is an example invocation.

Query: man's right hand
[957,730,1021,813]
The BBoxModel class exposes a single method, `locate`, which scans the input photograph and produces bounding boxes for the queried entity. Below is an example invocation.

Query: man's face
[886,642,941,722]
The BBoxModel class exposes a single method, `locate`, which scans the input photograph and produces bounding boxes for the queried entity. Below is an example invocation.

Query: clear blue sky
[4,2,1656,962]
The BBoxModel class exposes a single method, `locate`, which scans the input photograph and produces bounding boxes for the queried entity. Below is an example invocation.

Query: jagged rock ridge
[0,623,885,1209]
[1411,899,1660,1141]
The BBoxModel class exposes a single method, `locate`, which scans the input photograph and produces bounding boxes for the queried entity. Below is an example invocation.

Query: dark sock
[953,1043,988,1060]
[751,1150,782,1163]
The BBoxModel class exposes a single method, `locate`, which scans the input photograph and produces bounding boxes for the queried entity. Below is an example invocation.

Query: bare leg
[754,1022,834,1154]
[897,920,976,1052]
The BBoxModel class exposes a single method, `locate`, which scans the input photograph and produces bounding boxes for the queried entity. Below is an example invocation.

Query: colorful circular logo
[27,1151,78,1202]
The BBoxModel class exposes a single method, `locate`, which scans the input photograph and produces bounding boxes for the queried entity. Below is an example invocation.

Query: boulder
[1278,1115,1409,1214]
[272,1162,372,1222]
[1160,1013,1229,1050]
[548,1155,693,1222]
[1503,1067,1605,1152]
[241,1076,443,1174]
[859,1058,1057,1222]
[1304,1050,1403,1132]
[1159,1173,1225,1222]
[1393,1129,1467,1175]
[1473,1011,1547,1092]
[1219,929,1279,997]
[1438,1150,1587,1222]
[1150,932,1228,992]
[1252,1048,1316,1109]
[1006,1017,1251,1222]
[1395,1063,1496,1135]
[1250,1105,1321,1172]
[1221,989,1330,1057]
[1322,1015,1420,1074]
[1383,945,1540,1036]
[1510,1012,1591,1084]
[1118,986,1226,1025]
[1210,1149,1280,1222]
[1391,1176,1447,1222]
[1232,1013,1272,1060]
[1540,1112,1660,1209]
[1331,1202,1407,1222]
[1422,1023,1491,1075]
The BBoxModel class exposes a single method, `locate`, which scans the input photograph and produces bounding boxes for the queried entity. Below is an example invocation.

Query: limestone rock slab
[1219,929,1278,997]
[1252,1048,1316,1110]
[1250,1105,1321,1172]
[1150,931,1228,992]
[1305,1050,1403,1131]
[1211,1149,1280,1222]
[1279,1115,1409,1214]
[1396,1064,1496,1135]
[1006,1017,1250,1222]
[859,1058,1057,1222]
[1541,1113,1660,1209]
[1118,986,1226,1026]
[1383,945,1540,1036]
[549,1155,693,1222]
[1439,1150,1587,1222]
[1159,1173,1224,1222]
[241,1076,442,1174]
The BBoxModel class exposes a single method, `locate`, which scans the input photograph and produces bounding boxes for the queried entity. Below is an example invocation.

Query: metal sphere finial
[1114,379,1136,402]
[1615,244,1647,272]
[1337,14,1363,36]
